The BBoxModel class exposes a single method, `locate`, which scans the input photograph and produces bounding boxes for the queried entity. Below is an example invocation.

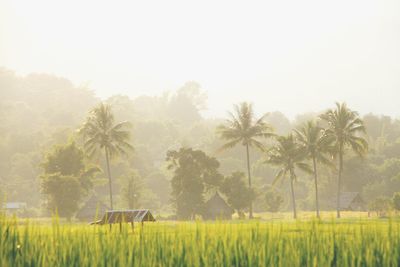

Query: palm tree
[294,120,333,218]
[80,103,133,210]
[217,102,274,218]
[320,102,368,218]
[266,134,311,219]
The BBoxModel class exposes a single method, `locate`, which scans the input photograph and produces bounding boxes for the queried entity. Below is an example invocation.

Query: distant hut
[202,192,234,220]
[2,202,27,214]
[91,209,156,225]
[76,195,109,222]
[326,192,366,211]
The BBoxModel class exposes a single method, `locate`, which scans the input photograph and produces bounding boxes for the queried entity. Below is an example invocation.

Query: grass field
[0,214,399,267]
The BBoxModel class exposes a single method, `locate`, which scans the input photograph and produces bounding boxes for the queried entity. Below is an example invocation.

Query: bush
[369,197,392,217]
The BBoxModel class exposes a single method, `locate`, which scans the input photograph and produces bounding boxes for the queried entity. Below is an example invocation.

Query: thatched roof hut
[325,192,366,211]
[76,195,109,222]
[202,192,234,220]
[91,209,156,225]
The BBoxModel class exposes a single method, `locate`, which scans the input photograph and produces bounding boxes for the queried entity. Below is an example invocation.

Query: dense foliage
[1,68,400,217]
[166,148,222,219]
[220,171,255,215]
[40,142,99,218]
[217,102,274,218]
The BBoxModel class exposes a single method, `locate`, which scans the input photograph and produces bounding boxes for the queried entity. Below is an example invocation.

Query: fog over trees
[1,68,400,218]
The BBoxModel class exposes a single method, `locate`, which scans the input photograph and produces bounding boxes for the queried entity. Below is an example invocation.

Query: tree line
[2,69,400,219]
[40,100,369,220]
[172,102,367,219]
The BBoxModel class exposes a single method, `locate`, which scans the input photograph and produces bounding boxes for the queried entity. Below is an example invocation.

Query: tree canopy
[40,142,99,219]
[166,147,223,219]
[1,69,400,218]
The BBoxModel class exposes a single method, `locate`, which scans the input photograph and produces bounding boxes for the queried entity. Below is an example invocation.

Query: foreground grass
[0,216,399,267]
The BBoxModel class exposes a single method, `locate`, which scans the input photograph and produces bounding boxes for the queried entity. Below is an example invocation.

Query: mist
[1,0,399,119]
[2,1,400,265]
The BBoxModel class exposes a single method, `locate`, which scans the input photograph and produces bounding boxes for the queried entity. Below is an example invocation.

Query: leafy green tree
[41,174,82,219]
[295,120,333,218]
[217,102,274,218]
[40,142,99,219]
[266,134,311,219]
[220,171,255,215]
[166,147,222,219]
[264,186,284,212]
[362,159,400,201]
[80,103,133,209]
[320,102,368,218]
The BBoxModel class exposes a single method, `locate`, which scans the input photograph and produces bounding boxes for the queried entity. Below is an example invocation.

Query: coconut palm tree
[320,102,368,218]
[266,134,311,219]
[294,120,333,218]
[80,103,133,209]
[217,102,274,218]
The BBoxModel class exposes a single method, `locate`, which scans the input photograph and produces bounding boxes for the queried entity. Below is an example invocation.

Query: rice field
[0,215,399,267]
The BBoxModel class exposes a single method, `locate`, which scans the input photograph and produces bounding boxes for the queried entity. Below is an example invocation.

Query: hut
[326,192,366,211]
[76,195,109,222]
[91,209,156,225]
[2,202,27,214]
[202,192,234,220]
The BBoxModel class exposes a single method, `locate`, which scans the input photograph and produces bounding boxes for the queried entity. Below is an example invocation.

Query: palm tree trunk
[132,181,135,210]
[290,171,297,219]
[312,156,320,218]
[245,144,253,219]
[128,179,134,209]
[336,146,343,219]
[105,147,114,210]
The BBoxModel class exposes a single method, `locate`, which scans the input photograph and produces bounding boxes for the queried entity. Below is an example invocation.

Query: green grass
[0,215,399,266]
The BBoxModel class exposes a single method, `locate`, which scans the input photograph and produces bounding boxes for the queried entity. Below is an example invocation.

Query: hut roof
[92,209,156,225]
[339,192,364,209]
[324,192,366,210]
[204,192,234,214]
[3,202,27,210]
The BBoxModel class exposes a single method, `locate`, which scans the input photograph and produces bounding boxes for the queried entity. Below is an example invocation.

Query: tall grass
[0,215,399,266]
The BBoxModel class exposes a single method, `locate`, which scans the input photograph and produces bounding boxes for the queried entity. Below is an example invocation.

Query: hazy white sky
[1,0,399,118]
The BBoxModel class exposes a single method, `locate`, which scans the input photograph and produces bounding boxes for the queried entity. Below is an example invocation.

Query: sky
[1,0,399,119]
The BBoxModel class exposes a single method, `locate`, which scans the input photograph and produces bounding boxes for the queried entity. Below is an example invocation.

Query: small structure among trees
[328,192,366,211]
[91,209,156,225]
[2,202,27,215]
[75,195,109,221]
[202,192,234,220]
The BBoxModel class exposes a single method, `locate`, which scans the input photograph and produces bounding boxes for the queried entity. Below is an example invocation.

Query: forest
[1,67,400,219]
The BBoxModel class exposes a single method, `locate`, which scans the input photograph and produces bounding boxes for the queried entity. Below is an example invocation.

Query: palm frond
[216,139,241,153]
[296,162,313,174]
[80,102,133,159]
[272,168,286,185]
[216,102,274,153]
